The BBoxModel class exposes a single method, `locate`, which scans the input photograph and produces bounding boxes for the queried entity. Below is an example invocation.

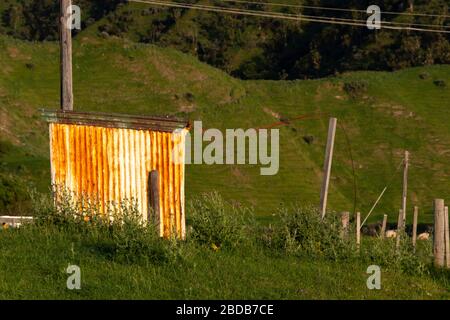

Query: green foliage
[359,232,433,276]
[187,192,255,250]
[0,190,448,299]
[434,79,447,87]
[0,139,14,156]
[343,80,369,98]
[30,190,183,266]
[0,173,29,213]
[263,205,434,275]
[264,206,354,259]
[2,1,449,79]
[0,0,125,40]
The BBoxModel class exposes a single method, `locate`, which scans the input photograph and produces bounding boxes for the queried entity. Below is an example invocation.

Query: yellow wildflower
[211,243,220,252]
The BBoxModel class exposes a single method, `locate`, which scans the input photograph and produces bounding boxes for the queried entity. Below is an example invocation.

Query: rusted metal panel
[42,110,187,132]
[44,110,188,239]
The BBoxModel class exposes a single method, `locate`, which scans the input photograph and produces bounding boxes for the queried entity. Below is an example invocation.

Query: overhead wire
[218,0,450,19]
[217,0,450,29]
[128,0,450,33]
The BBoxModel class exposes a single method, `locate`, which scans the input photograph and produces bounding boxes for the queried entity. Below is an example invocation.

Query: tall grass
[1,190,449,299]
[261,205,435,275]
[187,192,255,250]
[13,190,445,277]
[28,189,185,266]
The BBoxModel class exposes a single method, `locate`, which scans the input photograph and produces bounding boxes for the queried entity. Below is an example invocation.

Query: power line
[128,0,450,33]
[219,0,450,19]
[128,0,370,27]
[218,0,450,29]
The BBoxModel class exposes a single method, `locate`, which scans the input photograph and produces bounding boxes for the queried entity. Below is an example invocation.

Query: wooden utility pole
[60,0,73,111]
[381,214,388,239]
[408,0,414,12]
[445,206,450,268]
[412,206,419,251]
[320,117,337,219]
[401,151,409,226]
[434,199,445,267]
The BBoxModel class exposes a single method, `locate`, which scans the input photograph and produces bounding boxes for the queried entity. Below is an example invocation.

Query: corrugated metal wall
[49,123,187,239]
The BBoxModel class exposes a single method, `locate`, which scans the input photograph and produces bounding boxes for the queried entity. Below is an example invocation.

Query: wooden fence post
[381,214,387,239]
[444,206,450,268]
[434,199,445,267]
[319,117,337,219]
[356,212,361,249]
[396,209,403,250]
[401,151,409,226]
[341,211,350,239]
[412,206,419,252]
[148,170,161,235]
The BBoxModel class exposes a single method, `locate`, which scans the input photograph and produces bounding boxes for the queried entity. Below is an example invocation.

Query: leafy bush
[0,140,14,156]
[265,205,354,260]
[359,231,432,276]
[29,189,182,266]
[419,72,430,80]
[433,79,446,87]
[0,173,29,213]
[26,189,434,275]
[343,80,368,98]
[187,192,254,250]
[264,205,432,275]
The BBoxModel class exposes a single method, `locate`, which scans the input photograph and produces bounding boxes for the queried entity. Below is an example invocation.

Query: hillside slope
[2,1,449,79]
[0,34,449,223]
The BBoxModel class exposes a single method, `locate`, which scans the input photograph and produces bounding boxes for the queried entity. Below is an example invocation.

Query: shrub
[266,205,354,260]
[0,140,14,155]
[359,231,432,275]
[343,80,368,98]
[187,192,254,250]
[29,189,182,266]
[0,173,29,213]
[108,206,176,265]
[302,135,314,145]
[419,72,430,79]
[26,189,433,274]
[433,79,446,87]
[265,205,432,274]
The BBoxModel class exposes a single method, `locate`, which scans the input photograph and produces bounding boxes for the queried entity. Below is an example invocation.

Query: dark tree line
[1,0,449,79]
[1,0,126,41]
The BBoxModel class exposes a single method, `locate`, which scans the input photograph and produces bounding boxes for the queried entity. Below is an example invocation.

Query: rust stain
[48,122,188,239]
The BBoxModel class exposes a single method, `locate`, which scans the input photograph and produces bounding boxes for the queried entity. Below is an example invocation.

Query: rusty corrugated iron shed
[42,110,189,239]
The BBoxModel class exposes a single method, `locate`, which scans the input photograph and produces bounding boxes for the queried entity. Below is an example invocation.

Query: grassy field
[1,34,450,223]
[0,194,449,300]
[0,231,447,300]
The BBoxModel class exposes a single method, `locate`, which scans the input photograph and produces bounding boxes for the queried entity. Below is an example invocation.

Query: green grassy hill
[1,34,450,223]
